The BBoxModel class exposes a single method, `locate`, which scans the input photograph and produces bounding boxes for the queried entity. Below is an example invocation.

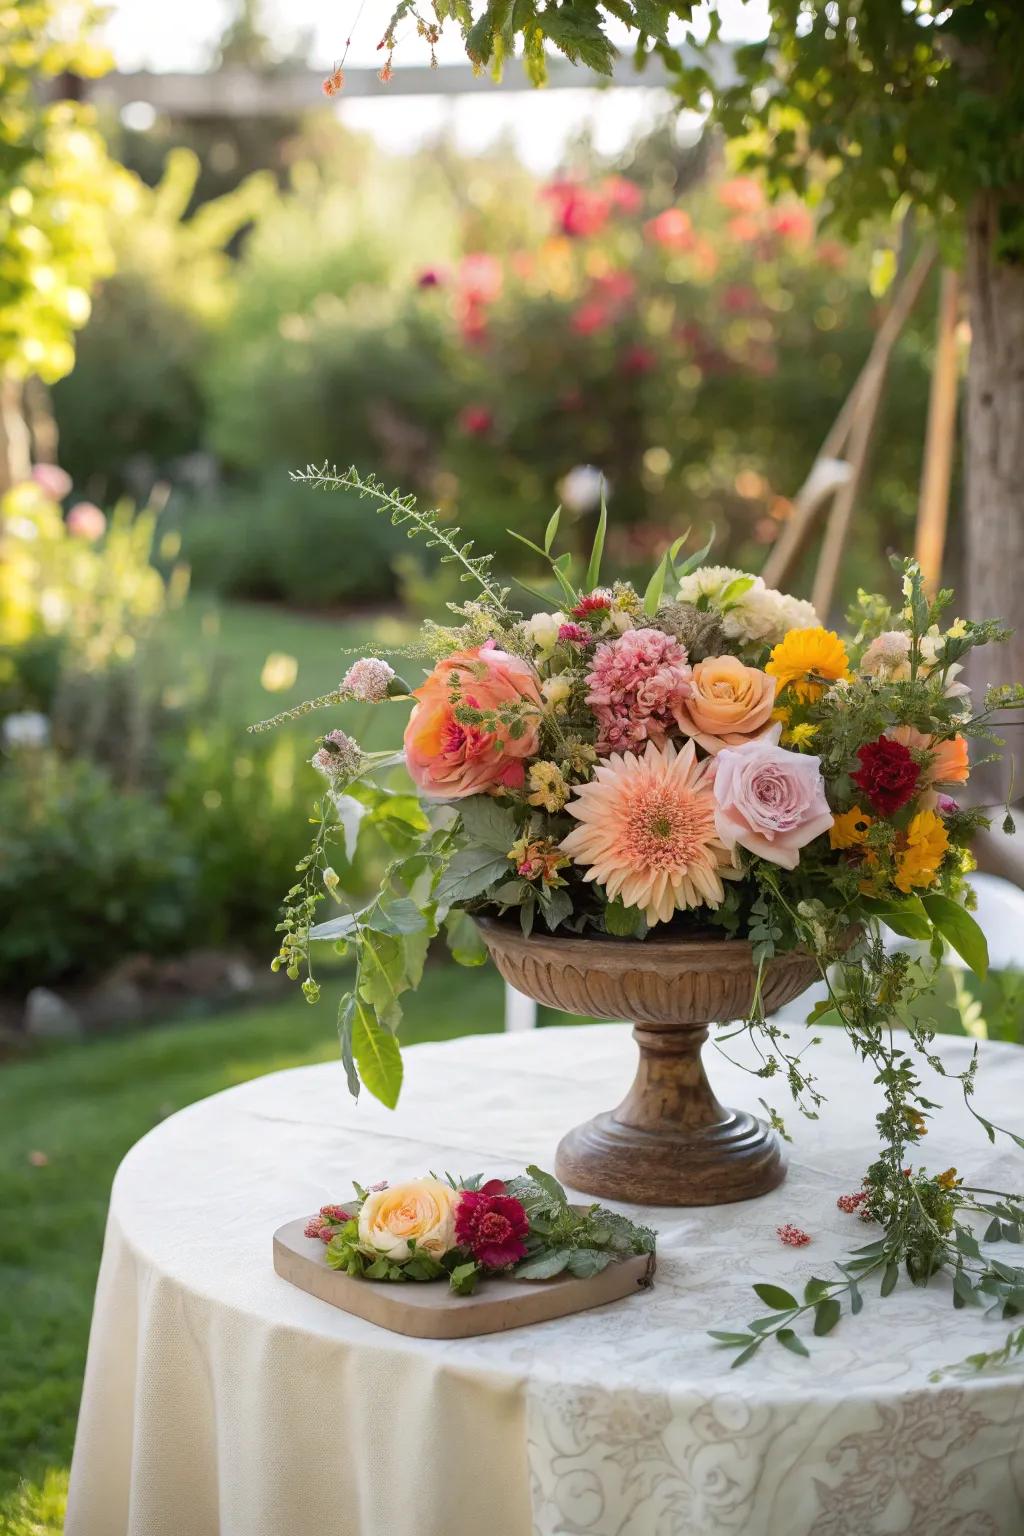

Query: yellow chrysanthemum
[830,806,873,850]
[766,626,850,702]
[894,810,949,894]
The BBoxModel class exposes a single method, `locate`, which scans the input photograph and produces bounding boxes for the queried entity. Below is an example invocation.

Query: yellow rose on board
[357,1178,458,1260]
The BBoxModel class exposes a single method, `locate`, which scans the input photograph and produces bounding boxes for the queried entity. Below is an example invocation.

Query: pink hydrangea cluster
[585,627,692,755]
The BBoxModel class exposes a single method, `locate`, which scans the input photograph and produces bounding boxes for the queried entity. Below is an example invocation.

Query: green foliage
[0,2,123,383]
[54,148,272,495]
[0,756,196,987]
[425,2,1024,246]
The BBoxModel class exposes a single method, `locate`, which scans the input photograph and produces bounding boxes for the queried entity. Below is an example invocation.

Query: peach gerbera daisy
[560,739,733,925]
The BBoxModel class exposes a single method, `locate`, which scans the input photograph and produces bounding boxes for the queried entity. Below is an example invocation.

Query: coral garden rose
[713,725,834,870]
[887,725,969,801]
[404,644,542,798]
[672,655,777,754]
[357,1177,458,1260]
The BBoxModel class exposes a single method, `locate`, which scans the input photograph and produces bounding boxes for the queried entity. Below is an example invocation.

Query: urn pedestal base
[476,920,820,1209]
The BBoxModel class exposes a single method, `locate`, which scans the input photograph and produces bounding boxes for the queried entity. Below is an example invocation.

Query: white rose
[357,1177,458,1261]
[525,611,567,653]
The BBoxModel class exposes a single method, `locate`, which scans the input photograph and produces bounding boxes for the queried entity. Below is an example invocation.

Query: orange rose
[887,725,969,807]
[672,655,777,754]
[404,644,542,798]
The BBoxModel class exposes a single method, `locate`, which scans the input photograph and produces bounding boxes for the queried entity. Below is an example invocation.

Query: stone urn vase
[476,918,821,1207]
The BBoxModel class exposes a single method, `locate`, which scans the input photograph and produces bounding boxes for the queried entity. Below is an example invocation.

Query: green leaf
[953,1268,981,1307]
[813,1297,841,1335]
[708,1331,756,1346]
[776,1327,810,1358]
[753,1283,798,1311]
[603,898,648,938]
[673,524,714,580]
[525,1164,569,1207]
[373,896,431,936]
[729,1338,763,1368]
[861,894,932,941]
[435,848,512,906]
[507,529,548,559]
[567,1248,614,1278]
[584,492,607,590]
[803,1277,831,1304]
[457,796,518,852]
[880,1260,899,1297]
[444,909,488,966]
[352,1000,403,1108]
[921,893,989,979]
[985,1216,1004,1242]
[448,1260,480,1295]
[544,506,561,555]
[549,550,578,607]
[514,1249,571,1280]
[642,550,671,617]
[336,992,360,1099]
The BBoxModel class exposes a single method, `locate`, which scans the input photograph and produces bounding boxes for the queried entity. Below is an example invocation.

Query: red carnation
[557,622,592,646]
[572,592,612,619]
[455,1180,529,1270]
[851,737,920,815]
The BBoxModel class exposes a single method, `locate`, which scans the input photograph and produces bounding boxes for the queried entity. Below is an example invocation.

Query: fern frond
[291,464,512,614]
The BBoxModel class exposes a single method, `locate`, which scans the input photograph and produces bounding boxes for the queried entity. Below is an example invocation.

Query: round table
[66,1023,1024,1536]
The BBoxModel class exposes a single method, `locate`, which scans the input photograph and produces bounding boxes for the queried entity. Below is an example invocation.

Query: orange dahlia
[560,739,734,925]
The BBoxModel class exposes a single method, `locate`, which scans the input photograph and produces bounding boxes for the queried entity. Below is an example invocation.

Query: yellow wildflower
[894,810,949,893]
[766,626,850,702]
[830,806,873,850]
[936,1167,959,1190]
[782,721,820,750]
[527,760,569,814]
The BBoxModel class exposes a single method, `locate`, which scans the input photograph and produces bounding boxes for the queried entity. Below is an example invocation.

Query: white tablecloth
[66,1023,1024,1536]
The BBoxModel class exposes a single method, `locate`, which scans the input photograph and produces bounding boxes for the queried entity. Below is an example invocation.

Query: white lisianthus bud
[322,866,340,892]
[526,611,567,653]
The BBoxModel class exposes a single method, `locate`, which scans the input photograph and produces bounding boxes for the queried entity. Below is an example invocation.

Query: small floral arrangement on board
[303,1166,655,1295]
[256,466,1024,1370]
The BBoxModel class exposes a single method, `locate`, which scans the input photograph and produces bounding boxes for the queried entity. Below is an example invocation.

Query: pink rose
[404,644,542,799]
[712,724,834,870]
[31,464,72,501]
[66,501,106,540]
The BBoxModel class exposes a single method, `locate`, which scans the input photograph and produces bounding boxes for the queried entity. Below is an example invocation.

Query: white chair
[504,984,538,1032]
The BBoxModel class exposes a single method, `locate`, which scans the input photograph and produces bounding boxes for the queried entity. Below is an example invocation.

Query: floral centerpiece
[303,1165,655,1295]
[257,466,1024,1366]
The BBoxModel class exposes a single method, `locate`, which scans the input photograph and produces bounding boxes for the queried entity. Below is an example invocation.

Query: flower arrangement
[258,466,1024,1368]
[304,1165,655,1295]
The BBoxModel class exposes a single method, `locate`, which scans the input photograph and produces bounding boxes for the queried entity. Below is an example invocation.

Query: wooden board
[273,1217,656,1339]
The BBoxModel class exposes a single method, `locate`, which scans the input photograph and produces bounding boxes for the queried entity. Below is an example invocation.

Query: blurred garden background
[2,0,1023,1528]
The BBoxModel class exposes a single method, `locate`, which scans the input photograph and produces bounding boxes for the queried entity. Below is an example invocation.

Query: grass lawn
[0,962,515,1533]
[164,594,416,750]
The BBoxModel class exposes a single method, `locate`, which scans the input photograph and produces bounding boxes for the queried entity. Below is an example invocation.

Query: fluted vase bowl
[476,918,821,1208]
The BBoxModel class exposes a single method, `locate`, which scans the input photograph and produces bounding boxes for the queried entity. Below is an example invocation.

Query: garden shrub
[0,756,197,988]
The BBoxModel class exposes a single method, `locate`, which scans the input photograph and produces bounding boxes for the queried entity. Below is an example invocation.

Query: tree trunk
[0,373,31,496]
[964,192,1024,810]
